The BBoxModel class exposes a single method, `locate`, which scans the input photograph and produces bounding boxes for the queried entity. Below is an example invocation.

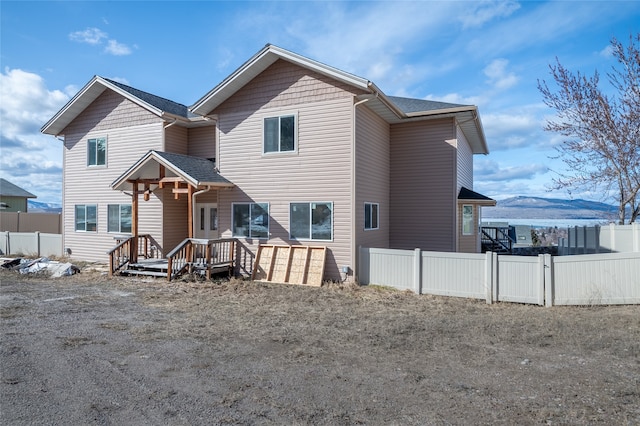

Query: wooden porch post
[188,184,194,238]
[132,181,139,263]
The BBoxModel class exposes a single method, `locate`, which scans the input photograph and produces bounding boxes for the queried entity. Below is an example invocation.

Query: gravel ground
[1,267,639,425]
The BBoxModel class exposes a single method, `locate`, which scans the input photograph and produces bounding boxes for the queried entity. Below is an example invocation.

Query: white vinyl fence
[0,231,63,258]
[558,223,639,255]
[359,247,640,306]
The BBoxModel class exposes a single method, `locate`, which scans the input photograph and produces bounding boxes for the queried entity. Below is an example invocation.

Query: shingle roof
[0,178,37,198]
[458,187,495,202]
[388,96,468,114]
[153,151,232,185]
[103,78,195,119]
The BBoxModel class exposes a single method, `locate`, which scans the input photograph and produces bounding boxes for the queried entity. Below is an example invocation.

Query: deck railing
[166,238,236,281]
[107,234,163,276]
[481,227,513,253]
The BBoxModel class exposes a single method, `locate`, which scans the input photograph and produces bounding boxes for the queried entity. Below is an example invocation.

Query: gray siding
[61,90,165,262]
[389,119,457,251]
[164,125,188,154]
[456,125,473,192]
[188,127,216,160]
[355,104,390,250]
[214,61,358,281]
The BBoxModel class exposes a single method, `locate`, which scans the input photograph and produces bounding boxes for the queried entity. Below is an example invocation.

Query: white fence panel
[421,251,486,299]
[496,255,544,305]
[359,247,415,291]
[0,232,63,257]
[552,253,640,305]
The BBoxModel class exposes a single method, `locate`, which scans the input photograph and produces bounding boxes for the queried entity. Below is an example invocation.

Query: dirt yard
[1,266,639,425]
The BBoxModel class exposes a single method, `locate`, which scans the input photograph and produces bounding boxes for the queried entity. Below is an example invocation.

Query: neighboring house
[42,44,495,281]
[0,178,37,212]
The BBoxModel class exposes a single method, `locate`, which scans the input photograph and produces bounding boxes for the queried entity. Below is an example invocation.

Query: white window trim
[262,112,298,155]
[289,201,334,242]
[462,204,474,236]
[364,202,379,231]
[107,204,132,234]
[231,202,270,239]
[87,136,107,167]
[75,204,97,232]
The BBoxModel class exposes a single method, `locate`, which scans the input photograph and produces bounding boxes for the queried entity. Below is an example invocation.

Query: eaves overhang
[41,76,167,137]
[190,44,372,115]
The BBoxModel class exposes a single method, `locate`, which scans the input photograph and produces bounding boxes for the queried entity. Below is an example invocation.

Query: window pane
[88,140,96,166]
[280,115,295,151]
[462,205,474,235]
[75,205,86,231]
[290,203,310,239]
[96,138,106,165]
[210,208,218,231]
[232,204,250,237]
[311,203,332,240]
[108,205,120,233]
[120,205,132,233]
[200,208,205,231]
[364,203,371,229]
[372,204,378,229]
[86,205,97,232]
[250,203,269,238]
[264,118,279,153]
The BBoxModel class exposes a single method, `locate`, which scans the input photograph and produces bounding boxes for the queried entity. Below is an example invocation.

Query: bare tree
[538,34,640,224]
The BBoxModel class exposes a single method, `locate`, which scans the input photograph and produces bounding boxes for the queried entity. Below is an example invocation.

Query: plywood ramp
[252,244,326,287]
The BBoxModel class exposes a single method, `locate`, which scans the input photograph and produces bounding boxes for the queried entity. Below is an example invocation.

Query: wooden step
[121,269,168,278]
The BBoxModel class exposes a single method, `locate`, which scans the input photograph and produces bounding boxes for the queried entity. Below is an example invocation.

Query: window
[264,115,296,153]
[75,204,97,232]
[200,206,218,231]
[232,203,269,238]
[108,204,132,233]
[290,202,332,241]
[88,137,106,166]
[462,205,474,235]
[364,202,379,230]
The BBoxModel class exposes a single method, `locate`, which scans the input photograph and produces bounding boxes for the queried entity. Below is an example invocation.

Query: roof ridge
[102,77,189,108]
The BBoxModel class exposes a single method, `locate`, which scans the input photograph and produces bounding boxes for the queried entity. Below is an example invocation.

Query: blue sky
[1,0,638,204]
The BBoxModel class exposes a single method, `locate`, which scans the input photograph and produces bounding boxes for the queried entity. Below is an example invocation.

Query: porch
[108,235,237,280]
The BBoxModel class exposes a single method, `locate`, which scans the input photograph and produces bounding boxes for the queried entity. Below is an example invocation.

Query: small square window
[364,202,379,230]
[264,115,296,153]
[75,204,97,232]
[88,137,106,166]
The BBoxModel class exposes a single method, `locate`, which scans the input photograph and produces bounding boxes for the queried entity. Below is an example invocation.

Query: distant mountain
[28,200,62,213]
[482,196,618,221]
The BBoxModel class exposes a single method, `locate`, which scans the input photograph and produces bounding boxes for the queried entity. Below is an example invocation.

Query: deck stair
[481,226,513,254]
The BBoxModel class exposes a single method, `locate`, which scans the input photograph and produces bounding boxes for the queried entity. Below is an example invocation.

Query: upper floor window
[462,205,474,235]
[232,203,269,239]
[88,137,106,166]
[264,114,296,153]
[364,202,379,230]
[75,204,97,232]
[108,204,132,233]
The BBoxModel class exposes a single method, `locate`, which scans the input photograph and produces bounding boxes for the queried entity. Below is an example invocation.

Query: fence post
[544,254,553,307]
[35,231,41,257]
[413,248,421,294]
[582,226,588,254]
[0,231,7,256]
[484,251,493,304]
[537,254,545,306]
[634,223,639,253]
[594,224,600,254]
[609,223,616,252]
[492,252,498,302]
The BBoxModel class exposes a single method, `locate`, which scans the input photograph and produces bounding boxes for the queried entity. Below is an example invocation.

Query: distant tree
[538,33,640,224]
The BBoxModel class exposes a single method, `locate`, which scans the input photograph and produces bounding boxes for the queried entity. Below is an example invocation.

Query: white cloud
[69,27,108,45]
[475,158,548,181]
[105,39,132,56]
[484,58,518,90]
[459,0,521,29]
[0,68,67,203]
[599,44,614,58]
[0,68,69,139]
[69,27,134,56]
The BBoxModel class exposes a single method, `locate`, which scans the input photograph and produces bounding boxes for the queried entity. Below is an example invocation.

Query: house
[0,178,37,212]
[42,44,495,281]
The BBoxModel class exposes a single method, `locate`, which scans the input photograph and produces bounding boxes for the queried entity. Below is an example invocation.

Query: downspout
[192,186,212,238]
[351,97,370,283]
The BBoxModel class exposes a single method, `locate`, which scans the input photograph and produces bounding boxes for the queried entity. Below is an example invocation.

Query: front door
[195,203,218,239]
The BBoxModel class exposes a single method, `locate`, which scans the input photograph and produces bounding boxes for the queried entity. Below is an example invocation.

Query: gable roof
[0,178,37,198]
[41,76,194,136]
[111,150,233,191]
[190,44,488,154]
